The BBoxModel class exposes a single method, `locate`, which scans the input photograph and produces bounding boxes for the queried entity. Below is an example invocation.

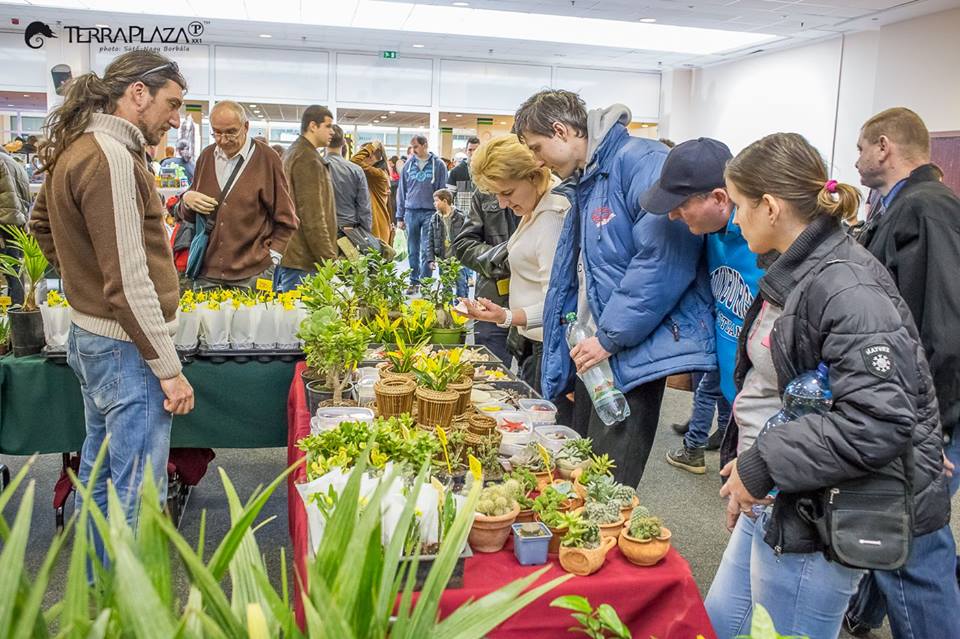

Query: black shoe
[666,444,705,474]
[705,429,724,451]
[405,284,419,296]
[842,611,872,637]
[671,421,690,436]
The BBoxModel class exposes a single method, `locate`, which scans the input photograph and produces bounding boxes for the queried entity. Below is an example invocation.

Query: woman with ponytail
[705,133,953,638]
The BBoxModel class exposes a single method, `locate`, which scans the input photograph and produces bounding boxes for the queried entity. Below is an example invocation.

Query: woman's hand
[719,459,773,532]
[459,298,507,325]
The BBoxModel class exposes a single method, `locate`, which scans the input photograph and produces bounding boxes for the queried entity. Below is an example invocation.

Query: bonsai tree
[367,251,410,312]
[420,256,467,329]
[0,226,48,312]
[297,307,371,403]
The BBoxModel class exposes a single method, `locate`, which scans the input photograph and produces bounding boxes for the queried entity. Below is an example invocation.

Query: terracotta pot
[619,495,641,522]
[533,470,555,493]
[557,458,591,480]
[448,376,473,415]
[546,524,568,555]
[552,480,582,510]
[374,377,416,418]
[469,503,520,553]
[415,387,459,429]
[618,525,672,567]
[558,535,617,576]
[570,468,588,501]
[573,507,624,541]
[516,508,536,524]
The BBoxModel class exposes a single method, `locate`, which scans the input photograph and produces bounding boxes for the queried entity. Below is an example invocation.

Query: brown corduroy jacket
[280,135,338,270]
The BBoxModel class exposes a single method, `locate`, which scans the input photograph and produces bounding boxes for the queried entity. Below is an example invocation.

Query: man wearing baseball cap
[641,138,764,474]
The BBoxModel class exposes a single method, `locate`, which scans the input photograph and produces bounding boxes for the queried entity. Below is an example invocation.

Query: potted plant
[413,350,462,429]
[469,482,520,553]
[583,473,640,521]
[377,337,425,381]
[511,442,556,491]
[298,307,371,414]
[420,256,468,345]
[0,226,48,356]
[555,438,594,479]
[558,516,617,577]
[444,348,474,415]
[618,507,672,567]
[533,488,577,555]
[579,501,625,541]
[512,521,552,566]
[506,468,538,523]
[571,453,616,501]
[551,479,583,510]
[0,307,9,356]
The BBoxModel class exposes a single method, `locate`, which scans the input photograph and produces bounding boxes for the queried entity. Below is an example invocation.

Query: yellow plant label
[468,454,483,481]
[496,278,510,296]
[255,278,273,292]
[0,296,10,307]
[435,425,448,446]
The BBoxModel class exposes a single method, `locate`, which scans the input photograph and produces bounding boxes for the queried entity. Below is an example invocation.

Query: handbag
[797,460,913,571]
[185,156,245,279]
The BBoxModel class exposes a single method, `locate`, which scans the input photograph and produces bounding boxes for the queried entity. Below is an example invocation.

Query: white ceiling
[2,0,959,70]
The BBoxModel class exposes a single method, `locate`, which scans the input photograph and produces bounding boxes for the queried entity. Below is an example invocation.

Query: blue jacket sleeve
[595,151,703,354]
[396,165,407,222]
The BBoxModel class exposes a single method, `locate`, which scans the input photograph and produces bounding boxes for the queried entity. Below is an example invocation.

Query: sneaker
[671,421,690,436]
[705,429,724,451]
[666,444,705,474]
[405,284,419,296]
[842,611,873,637]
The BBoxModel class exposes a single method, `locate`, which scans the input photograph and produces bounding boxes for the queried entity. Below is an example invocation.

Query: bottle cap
[564,312,577,324]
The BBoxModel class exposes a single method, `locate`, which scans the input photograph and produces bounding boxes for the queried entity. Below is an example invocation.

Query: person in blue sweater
[513,89,715,488]
[641,138,765,475]
[396,135,448,292]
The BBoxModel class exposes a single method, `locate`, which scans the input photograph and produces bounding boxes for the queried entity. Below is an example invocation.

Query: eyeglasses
[140,61,179,80]
[212,130,243,142]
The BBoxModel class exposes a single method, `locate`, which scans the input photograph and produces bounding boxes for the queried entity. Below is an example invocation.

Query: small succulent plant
[628,515,663,541]
[613,484,637,509]
[476,483,518,517]
[561,515,601,550]
[583,501,622,525]
[555,438,594,464]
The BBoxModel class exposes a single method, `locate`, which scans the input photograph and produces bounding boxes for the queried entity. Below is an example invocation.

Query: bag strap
[204,154,245,232]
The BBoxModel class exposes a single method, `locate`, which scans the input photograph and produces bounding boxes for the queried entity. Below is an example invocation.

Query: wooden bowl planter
[619,495,641,522]
[558,536,617,576]
[374,377,416,418]
[448,376,474,415]
[573,507,623,541]
[469,503,520,553]
[618,526,672,567]
[467,413,497,436]
[414,387,459,429]
[376,362,416,383]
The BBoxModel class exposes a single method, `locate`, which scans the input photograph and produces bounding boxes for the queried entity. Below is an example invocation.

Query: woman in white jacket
[460,134,569,397]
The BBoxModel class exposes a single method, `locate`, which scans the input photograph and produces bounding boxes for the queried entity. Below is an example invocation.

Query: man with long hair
[29,50,194,552]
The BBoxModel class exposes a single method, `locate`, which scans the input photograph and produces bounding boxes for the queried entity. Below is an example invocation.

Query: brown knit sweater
[30,114,181,379]
[181,138,298,281]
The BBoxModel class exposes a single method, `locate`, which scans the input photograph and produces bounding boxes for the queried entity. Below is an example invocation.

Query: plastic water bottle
[564,312,631,426]
[752,363,832,516]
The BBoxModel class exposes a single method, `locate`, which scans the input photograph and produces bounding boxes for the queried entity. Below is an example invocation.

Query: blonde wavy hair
[470,134,552,195]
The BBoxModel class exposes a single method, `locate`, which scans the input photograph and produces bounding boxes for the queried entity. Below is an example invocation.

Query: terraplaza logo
[25,20,204,51]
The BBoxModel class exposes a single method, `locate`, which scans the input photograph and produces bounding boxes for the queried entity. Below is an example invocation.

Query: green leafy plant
[0,313,9,348]
[0,225,48,312]
[413,349,465,392]
[476,483,518,517]
[560,514,599,549]
[384,337,428,373]
[627,515,663,541]
[579,453,616,486]
[506,467,537,509]
[550,595,632,639]
[556,438,594,465]
[584,475,636,509]
[366,251,410,312]
[532,485,570,528]
[583,501,621,526]
[298,307,371,403]
[420,256,466,329]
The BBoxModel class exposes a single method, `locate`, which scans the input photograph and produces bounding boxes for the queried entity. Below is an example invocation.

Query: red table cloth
[287,362,716,638]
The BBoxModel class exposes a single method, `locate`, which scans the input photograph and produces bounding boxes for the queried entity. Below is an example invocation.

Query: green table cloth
[0,355,297,455]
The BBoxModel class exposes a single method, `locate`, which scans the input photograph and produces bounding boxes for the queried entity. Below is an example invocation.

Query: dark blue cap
[641,137,733,215]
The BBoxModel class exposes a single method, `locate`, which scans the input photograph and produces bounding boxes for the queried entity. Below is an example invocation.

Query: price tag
[496,278,510,296]
[255,278,273,292]
[0,296,11,307]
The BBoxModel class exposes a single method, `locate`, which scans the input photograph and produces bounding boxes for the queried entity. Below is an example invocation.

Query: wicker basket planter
[448,376,474,415]
[374,377,416,418]
[414,387,459,429]
[376,362,415,383]
[467,413,497,436]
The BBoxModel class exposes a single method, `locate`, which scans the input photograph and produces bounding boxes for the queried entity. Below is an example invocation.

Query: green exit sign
[382,51,398,59]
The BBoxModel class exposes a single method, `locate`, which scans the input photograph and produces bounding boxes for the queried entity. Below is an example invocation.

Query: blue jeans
[274,266,313,292]
[706,508,863,639]
[67,324,172,562]
[685,368,731,449]
[404,208,433,285]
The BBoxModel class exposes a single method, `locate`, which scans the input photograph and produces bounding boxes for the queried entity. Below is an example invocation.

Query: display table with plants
[286,361,715,639]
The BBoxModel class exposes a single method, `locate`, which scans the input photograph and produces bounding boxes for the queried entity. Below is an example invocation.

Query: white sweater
[507,181,569,342]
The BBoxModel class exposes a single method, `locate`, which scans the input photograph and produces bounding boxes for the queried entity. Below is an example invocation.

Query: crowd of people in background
[6,48,960,639]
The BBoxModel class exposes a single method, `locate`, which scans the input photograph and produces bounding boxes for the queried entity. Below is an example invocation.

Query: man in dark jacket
[453,190,518,364]
[845,106,960,637]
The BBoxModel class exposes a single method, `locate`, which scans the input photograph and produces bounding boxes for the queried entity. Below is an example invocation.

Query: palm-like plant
[0,226,48,312]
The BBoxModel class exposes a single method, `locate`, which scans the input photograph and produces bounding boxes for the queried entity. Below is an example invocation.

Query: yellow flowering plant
[45,290,69,308]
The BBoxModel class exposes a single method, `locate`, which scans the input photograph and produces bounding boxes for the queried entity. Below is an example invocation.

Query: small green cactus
[561,516,601,550]
[630,505,651,522]
[628,515,663,541]
[476,483,518,517]
[584,501,622,525]
[614,484,637,508]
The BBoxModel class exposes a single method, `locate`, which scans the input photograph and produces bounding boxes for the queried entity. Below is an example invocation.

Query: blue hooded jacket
[395,152,448,221]
[541,105,716,400]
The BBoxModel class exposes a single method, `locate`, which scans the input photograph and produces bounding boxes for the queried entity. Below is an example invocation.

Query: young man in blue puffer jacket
[513,90,715,488]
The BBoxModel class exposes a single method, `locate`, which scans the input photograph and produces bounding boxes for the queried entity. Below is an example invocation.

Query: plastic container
[512,522,552,566]
[496,411,534,456]
[311,406,375,434]
[518,398,558,425]
[535,425,582,452]
[475,401,513,418]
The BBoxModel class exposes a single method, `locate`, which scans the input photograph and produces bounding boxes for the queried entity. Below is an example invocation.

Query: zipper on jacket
[828,488,840,505]
[671,320,680,342]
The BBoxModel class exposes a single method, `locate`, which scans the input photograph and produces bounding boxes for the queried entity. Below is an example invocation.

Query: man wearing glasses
[180,100,297,290]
